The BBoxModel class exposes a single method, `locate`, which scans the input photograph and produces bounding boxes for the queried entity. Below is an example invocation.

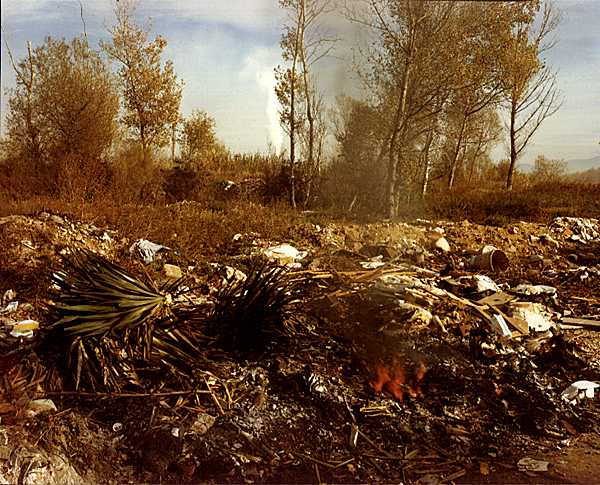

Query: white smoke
[242,50,284,155]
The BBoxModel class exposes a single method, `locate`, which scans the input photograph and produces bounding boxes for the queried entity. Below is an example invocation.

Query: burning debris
[370,353,428,402]
[1,213,600,483]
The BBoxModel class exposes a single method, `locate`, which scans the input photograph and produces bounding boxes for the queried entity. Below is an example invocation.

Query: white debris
[489,314,512,338]
[561,380,600,404]
[163,263,182,280]
[360,261,386,269]
[508,302,553,332]
[434,237,450,252]
[518,457,549,472]
[2,289,16,305]
[188,413,216,435]
[264,244,308,265]
[0,300,18,315]
[552,216,600,242]
[513,284,557,297]
[458,275,500,293]
[10,319,39,339]
[225,266,247,283]
[129,239,169,264]
[26,399,57,417]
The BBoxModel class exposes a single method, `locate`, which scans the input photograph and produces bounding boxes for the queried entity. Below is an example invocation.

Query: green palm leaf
[52,248,174,337]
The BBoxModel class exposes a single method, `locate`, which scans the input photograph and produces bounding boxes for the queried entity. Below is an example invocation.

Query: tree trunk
[140,124,149,166]
[506,101,517,191]
[420,122,435,198]
[447,114,467,189]
[171,122,176,163]
[385,60,411,219]
[289,78,296,209]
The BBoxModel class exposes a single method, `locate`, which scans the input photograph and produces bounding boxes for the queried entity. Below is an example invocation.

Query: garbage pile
[1,213,599,484]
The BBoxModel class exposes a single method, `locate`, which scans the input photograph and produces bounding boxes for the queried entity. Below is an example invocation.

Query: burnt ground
[1,211,600,484]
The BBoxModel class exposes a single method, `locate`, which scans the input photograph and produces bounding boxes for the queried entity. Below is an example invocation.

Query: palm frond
[208,261,302,352]
[52,249,174,337]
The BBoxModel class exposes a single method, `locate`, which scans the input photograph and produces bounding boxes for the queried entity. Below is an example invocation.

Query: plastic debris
[551,216,600,242]
[112,422,123,432]
[263,244,307,265]
[360,261,386,269]
[518,457,549,472]
[468,246,509,272]
[561,380,600,404]
[2,289,16,305]
[513,284,557,297]
[508,302,553,332]
[129,239,170,264]
[9,319,39,339]
[189,413,216,435]
[0,300,18,315]
[26,399,57,417]
[458,275,500,293]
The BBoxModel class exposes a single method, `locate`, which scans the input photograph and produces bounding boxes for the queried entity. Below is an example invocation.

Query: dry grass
[424,182,600,224]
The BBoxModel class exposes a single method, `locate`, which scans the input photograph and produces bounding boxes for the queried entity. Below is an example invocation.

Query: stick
[43,390,207,398]
[204,376,225,415]
[357,429,394,458]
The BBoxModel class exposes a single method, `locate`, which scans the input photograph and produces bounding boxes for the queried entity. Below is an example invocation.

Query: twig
[204,376,225,415]
[365,455,386,474]
[332,457,355,469]
[357,429,394,458]
[292,451,340,469]
[314,463,321,484]
[43,390,207,398]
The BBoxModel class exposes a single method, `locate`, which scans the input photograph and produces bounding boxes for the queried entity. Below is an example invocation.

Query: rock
[163,264,183,280]
[434,237,450,252]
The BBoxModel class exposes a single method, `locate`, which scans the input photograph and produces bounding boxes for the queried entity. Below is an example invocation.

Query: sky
[1,0,599,168]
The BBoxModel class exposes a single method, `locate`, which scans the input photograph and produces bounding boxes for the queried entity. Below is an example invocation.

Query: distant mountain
[566,155,600,173]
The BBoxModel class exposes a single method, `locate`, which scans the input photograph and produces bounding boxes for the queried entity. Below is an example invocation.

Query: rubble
[1,212,600,484]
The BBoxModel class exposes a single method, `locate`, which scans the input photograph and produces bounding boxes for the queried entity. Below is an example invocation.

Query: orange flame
[370,354,427,402]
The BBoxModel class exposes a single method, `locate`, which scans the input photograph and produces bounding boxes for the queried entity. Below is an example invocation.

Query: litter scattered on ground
[1,212,599,484]
[561,381,600,404]
[9,319,39,339]
[518,457,550,472]
[129,239,170,264]
[263,243,308,266]
[513,284,557,297]
[468,246,510,272]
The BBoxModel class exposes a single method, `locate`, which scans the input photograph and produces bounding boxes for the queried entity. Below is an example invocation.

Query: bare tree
[356,0,456,217]
[276,0,336,208]
[502,1,562,190]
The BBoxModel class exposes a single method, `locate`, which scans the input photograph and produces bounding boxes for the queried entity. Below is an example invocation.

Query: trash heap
[1,213,599,484]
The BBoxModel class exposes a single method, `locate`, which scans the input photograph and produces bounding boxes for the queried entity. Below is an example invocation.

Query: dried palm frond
[208,261,302,352]
[68,335,143,392]
[51,249,178,337]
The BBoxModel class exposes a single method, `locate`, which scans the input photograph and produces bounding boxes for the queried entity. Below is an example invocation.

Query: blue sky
[1,0,599,167]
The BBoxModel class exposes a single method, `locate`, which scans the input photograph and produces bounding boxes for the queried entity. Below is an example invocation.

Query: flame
[370,354,427,402]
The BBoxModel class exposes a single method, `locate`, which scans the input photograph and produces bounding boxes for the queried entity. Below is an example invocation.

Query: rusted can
[469,245,509,272]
